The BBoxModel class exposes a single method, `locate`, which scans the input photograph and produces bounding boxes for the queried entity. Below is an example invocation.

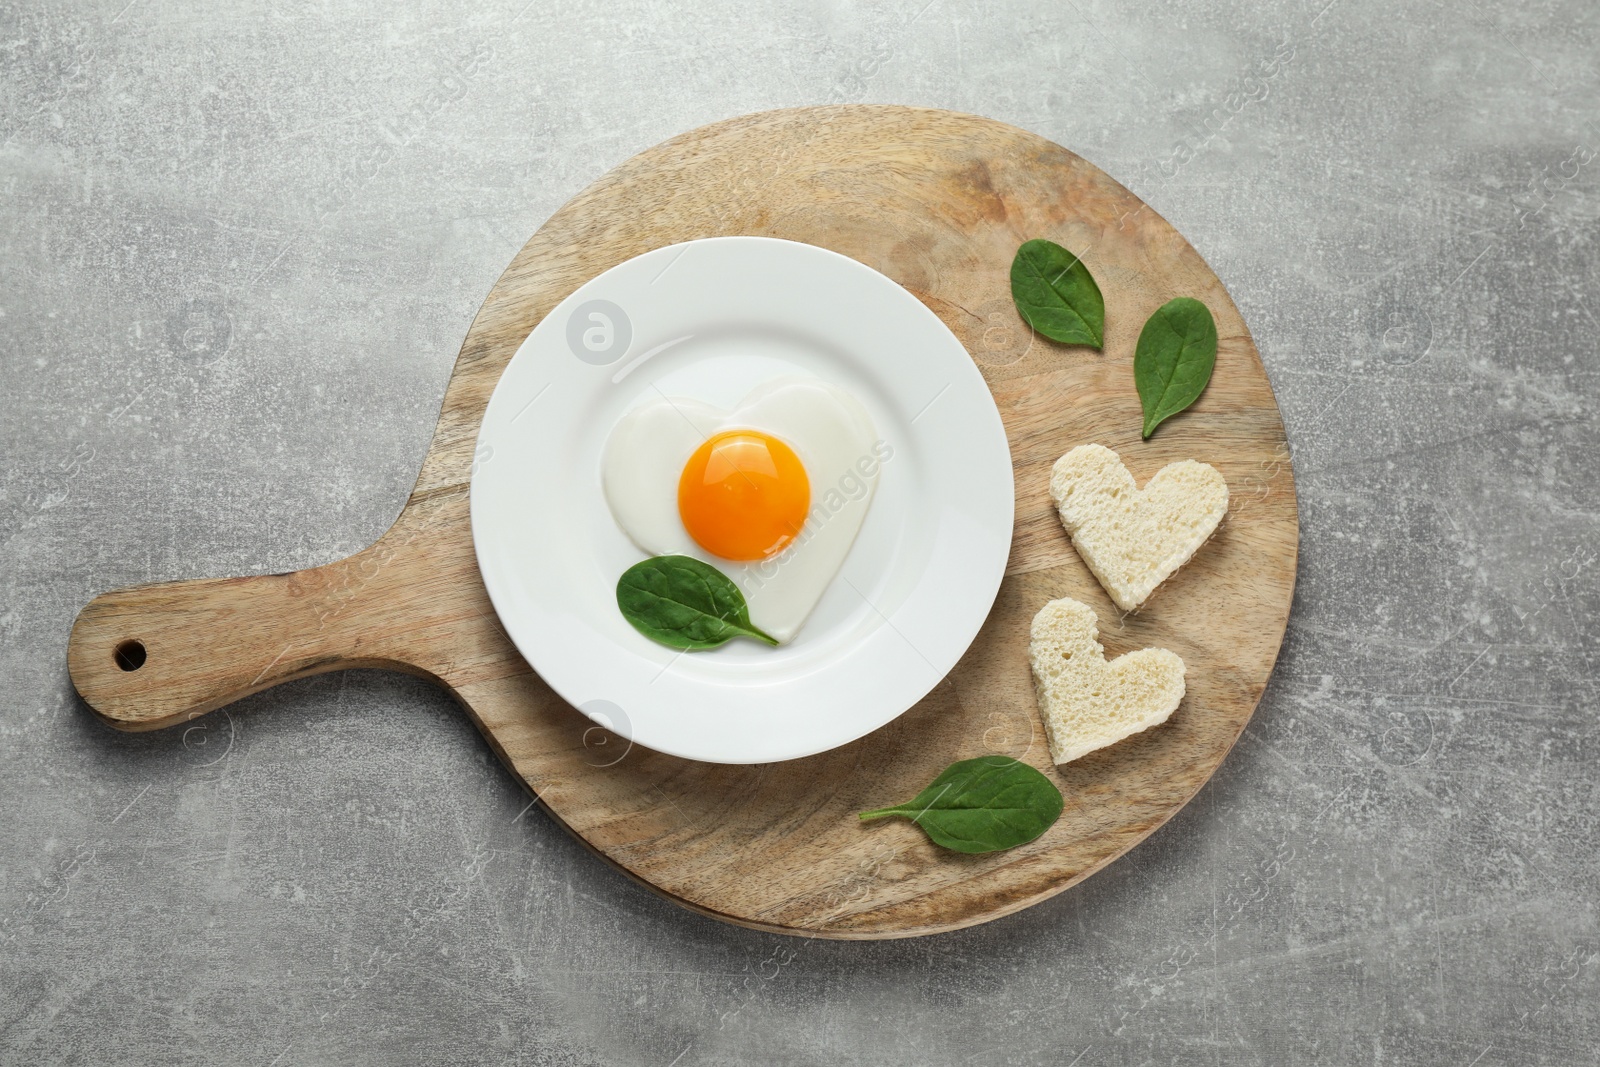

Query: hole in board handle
[114,640,146,672]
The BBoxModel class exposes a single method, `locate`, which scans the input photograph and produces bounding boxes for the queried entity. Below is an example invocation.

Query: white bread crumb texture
[1049,443,1228,611]
[1028,597,1186,765]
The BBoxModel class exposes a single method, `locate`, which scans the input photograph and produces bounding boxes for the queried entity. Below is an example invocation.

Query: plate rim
[469,234,1017,764]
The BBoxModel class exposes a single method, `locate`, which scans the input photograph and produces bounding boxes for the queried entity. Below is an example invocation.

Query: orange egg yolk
[677,430,810,561]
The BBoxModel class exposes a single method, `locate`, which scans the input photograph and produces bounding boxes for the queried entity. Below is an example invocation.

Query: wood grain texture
[67,106,1298,939]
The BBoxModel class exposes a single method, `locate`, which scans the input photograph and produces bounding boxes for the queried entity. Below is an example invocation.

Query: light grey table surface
[2,1,1596,1064]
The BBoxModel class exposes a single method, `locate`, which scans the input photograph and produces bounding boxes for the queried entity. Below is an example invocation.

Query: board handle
[67,556,396,731]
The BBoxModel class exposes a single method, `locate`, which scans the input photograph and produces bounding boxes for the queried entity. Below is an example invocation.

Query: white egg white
[601,377,886,643]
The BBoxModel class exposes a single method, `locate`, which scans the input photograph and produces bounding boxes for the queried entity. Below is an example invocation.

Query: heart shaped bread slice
[1050,443,1227,612]
[1029,597,1186,764]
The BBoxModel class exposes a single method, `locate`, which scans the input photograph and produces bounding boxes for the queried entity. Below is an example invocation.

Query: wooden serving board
[67,107,1298,938]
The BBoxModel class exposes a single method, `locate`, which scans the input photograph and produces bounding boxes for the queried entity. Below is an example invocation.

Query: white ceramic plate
[470,237,1013,764]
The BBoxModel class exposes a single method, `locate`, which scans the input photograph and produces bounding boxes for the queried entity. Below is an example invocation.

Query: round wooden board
[68,106,1298,939]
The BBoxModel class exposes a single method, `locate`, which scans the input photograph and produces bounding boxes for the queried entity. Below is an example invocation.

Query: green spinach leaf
[1010,238,1105,348]
[617,555,778,651]
[859,755,1064,853]
[1134,296,1218,439]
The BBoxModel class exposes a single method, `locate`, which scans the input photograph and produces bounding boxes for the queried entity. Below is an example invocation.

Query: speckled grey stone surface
[2,1,1597,1064]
